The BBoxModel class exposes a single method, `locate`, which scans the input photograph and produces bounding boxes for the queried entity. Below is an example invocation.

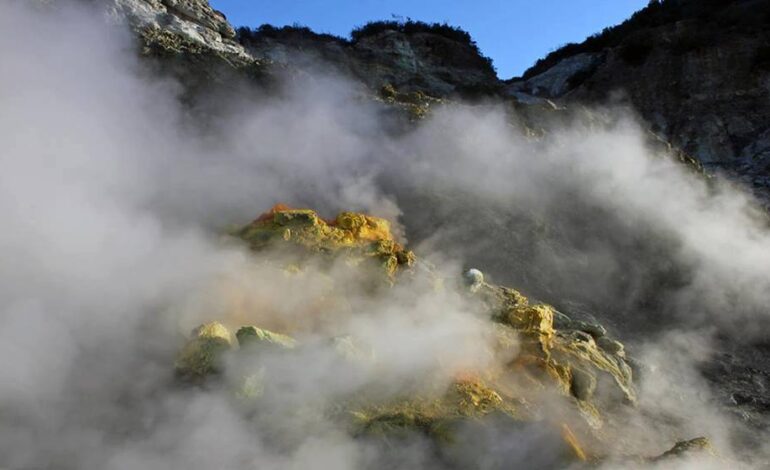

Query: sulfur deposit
[174,205,712,466]
[235,204,416,278]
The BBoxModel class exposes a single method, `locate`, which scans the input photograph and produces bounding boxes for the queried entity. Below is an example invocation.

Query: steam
[388,108,770,334]
[1,1,769,469]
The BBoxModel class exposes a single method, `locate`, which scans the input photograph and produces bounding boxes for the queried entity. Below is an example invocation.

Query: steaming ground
[1,1,770,468]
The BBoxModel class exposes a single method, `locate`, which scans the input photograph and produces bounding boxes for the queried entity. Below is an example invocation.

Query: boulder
[174,321,232,380]
[236,325,296,349]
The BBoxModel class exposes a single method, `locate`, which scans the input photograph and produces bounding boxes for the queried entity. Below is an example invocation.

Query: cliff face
[94,1,503,108]
[98,1,500,98]
[104,0,246,57]
[508,0,770,199]
[120,0,770,202]
[237,24,500,98]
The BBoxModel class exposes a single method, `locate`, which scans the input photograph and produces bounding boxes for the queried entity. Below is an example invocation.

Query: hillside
[509,0,770,200]
[120,0,770,205]
[2,1,770,468]
[235,21,499,98]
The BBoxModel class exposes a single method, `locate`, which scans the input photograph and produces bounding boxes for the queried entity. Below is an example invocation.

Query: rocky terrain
[174,205,714,467]
[125,0,769,457]
[111,0,770,201]
[235,22,499,98]
[507,0,770,202]
[3,0,770,468]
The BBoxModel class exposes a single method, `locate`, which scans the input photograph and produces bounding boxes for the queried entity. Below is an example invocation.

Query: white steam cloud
[1,1,769,469]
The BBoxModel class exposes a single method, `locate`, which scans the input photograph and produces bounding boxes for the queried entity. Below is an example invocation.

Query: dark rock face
[109,0,770,202]
[236,25,500,98]
[700,336,770,435]
[107,0,770,199]
[508,0,770,201]
[102,2,501,102]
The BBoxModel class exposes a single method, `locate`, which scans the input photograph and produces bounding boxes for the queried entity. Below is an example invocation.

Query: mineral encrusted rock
[172,206,711,465]
[235,204,416,278]
[174,321,233,380]
[236,325,296,349]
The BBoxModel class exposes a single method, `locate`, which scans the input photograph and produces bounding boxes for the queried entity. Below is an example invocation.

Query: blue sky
[209,0,648,78]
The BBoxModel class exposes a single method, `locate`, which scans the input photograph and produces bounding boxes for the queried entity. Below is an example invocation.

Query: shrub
[236,24,346,45]
[349,20,495,74]
[350,20,473,45]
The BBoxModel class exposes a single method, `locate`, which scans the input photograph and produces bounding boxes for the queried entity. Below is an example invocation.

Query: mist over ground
[1,1,769,468]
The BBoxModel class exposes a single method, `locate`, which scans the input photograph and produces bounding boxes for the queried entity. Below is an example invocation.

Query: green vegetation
[235,20,495,76]
[350,19,494,72]
[237,19,485,52]
[350,20,473,45]
[236,24,345,45]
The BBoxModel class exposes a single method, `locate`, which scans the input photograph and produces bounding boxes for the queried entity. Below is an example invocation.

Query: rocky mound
[175,206,713,467]
[234,204,416,278]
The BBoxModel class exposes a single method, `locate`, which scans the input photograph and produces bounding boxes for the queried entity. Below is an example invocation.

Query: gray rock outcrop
[508,0,770,201]
[104,0,251,60]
